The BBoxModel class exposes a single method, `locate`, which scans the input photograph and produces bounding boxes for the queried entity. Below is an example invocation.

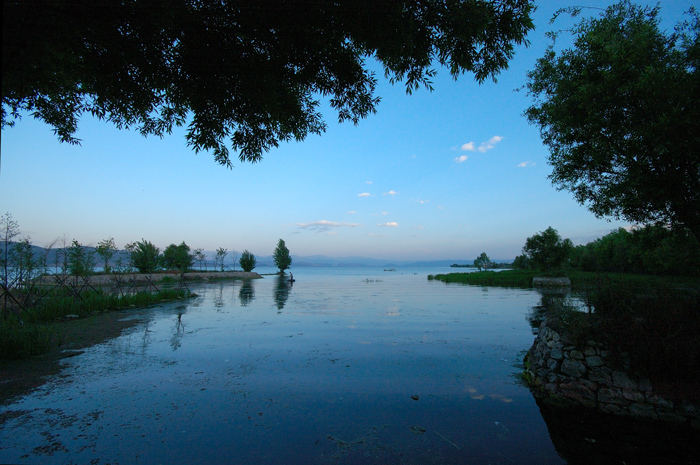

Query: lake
[0,267,568,464]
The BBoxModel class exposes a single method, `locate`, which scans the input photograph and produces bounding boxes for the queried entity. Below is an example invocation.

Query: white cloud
[297,220,361,233]
[366,181,373,184]
[358,193,371,197]
[348,210,357,214]
[382,211,389,215]
[461,142,476,151]
[460,135,504,154]
[383,190,397,196]
[417,199,429,204]
[517,161,536,168]
[378,222,399,227]
[454,155,468,163]
[478,135,504,153]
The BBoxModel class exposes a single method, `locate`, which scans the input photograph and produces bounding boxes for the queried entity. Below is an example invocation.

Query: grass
[428,270,538,288]
[0,287,192,360]
[428,269,698,291]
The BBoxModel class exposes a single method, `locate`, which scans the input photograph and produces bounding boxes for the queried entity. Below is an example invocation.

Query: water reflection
[169,306,186,351]
[273,274,292,311]
[537,400,700,464]
[239,278,255,305]
[527,289,700,463]
[1,274,568,464]
[526,288,583,334]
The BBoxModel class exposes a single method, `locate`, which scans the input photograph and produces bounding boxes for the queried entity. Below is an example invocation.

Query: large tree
[273,239,292,274]
[516,227,573,272]
[3,0,533,166]
[525,2,700,241]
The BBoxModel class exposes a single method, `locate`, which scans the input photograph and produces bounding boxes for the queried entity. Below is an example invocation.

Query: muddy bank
[0,309,152,406]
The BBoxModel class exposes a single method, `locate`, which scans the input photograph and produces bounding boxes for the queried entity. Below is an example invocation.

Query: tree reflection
[170,310,185,351]
[273,274,292,312]
[526,287,577,334]
[239,279,255,306]
[212,283,226,310]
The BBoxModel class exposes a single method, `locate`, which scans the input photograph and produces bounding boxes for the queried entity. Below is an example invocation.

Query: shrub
[132,239,161,273]
[239,249,256,272]
[163,242,193,272]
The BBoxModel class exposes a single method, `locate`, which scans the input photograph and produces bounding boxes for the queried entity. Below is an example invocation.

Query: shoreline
[35,270,263,286]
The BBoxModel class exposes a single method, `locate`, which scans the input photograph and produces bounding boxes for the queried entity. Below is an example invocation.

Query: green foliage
[430,270,537,288]
[587,277,700,388]
[512,254,531,270]
[525,2,700,241]
[273,239,292,273]
[132,239,161,273]
[67,240,95,276]
[520,227,573,272]
[9,237,42,287]
[163,242,193,272]
[2,1,534,166]
[95,237,118,273]
[0,287,190,360]
[569,225,700,276]
[1,212,20,288]
[239,250,257,273]
[473,252,492,271]
[0,323,56,360]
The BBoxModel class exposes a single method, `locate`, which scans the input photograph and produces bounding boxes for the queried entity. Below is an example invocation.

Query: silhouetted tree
[3,0,534,166]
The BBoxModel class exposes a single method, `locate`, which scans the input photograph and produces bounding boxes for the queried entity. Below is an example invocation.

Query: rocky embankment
[525,319,700,428]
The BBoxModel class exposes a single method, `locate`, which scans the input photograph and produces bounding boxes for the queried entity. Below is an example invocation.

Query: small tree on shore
[215,247,228,271]
[163,242,193,272]
[273,239,292,274]
[473,252,492,272]
[193,248,206,271]
[67,240,95,276]
[1,212,20,289]
[239,250,256,272]
[133,239,161,273]
[96,237,118,273]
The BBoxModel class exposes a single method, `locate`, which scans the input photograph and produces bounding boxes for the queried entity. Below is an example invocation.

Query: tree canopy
[163,242,194,272]
[525,1,700,241]
[273,238,292,273]
[515,226,573,272]
[473,252,492,271]
[3,0,534,167]
[239,250,257,273]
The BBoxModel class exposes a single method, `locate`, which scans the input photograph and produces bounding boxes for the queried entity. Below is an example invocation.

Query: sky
[1,0,695,262]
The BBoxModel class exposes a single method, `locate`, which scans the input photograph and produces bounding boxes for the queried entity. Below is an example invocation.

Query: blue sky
[1,0,694,261]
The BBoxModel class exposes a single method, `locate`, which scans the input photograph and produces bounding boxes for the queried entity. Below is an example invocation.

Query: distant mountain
[3,243,512,270]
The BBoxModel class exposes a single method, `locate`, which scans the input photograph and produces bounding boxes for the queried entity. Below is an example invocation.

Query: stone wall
[525,320,700,428]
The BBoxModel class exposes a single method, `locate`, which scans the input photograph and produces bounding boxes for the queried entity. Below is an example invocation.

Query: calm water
[1,268,565,464]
